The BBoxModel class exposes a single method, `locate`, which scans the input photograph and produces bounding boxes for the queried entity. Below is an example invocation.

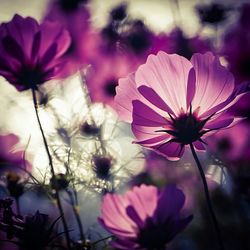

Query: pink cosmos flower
[0,14,71,91]
[115,51,250,160]
[99,184,192,249]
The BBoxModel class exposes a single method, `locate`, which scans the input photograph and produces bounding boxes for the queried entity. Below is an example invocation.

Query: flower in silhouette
[0,14,70,91]
[115,51,250,160]
[99,184,192,249]
[0,201,63,250]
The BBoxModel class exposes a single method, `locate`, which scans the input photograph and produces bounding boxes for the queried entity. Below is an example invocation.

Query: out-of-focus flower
[99,184,193,249]
[85,54,136,108]
[0,14,71,91]
[0,134,31,175]
[206,122,250,163]
[196,3,229,26]
[166,28,212,60]
[44,0,97,75]
[33,103,144,193]
[223,4,250,84]
[115,51,249,160]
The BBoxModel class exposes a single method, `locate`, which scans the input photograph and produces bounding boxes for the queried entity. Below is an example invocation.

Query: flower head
[115,51,250,160]
[0,14,70,91]
[99,184,192,249]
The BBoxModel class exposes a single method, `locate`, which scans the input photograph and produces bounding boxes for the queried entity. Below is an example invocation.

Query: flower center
[17,67,45,89]
[93,156,112,179]
[157,110,211,145]
[104,79,118,97]
[172,114,203,144]
[138,217,172,249]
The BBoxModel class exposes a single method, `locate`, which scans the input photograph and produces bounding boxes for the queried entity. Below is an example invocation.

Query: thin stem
[31,88,71,249]
[189,143,224,250]
[67,190,85,243]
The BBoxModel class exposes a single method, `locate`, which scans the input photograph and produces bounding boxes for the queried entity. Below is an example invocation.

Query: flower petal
[190,52,235,115]
[135,51,194,115]
[152,142,185,161]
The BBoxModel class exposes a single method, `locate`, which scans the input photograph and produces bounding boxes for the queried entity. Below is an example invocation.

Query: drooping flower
[115,51,250,160]
[0,14,71,91]
[99,184,192,249]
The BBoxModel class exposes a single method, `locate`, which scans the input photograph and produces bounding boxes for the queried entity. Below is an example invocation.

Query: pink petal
[100,194,137,236]
[132,123,171,144]
[190,52,235,116]
[152,142,185,161]
[193,141,206,151]
[137,85,174,114]
[132,185,158,217]
[114,73,141,122]
[135,51,194,115]
[132,100,167,127]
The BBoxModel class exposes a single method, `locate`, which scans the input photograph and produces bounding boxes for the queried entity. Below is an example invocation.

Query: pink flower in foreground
[0,14,71,91]
[99,185,192,249]
[115,51,250,160]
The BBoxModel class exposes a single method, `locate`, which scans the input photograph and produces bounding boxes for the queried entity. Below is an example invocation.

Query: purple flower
[115,51,249,160]
[222,4,250,83]
[0,134,31,175]
[44,0,97,75]
[99,184,192,249]
[86,53,135,107]
[0,14,70,91]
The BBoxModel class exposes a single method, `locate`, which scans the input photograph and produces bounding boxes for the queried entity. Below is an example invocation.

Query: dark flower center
[80,122,100,136]
[138,217,173,249]
[17,67,45,90]
[196,3,227,25]
[59,0,87,12]
[110,4,127,21]
[217,137,231,153]
[125,22,151,54]
[104,79,118,97]
[93,156,112,179]
[157,110,211,145]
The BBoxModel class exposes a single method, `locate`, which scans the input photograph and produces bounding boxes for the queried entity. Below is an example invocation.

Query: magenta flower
[0,134,31,175]
[223,4,250,84]
[99,184,192,249]
[44,0,98,75]
[0,14,70,91]
[115,51,249,160]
